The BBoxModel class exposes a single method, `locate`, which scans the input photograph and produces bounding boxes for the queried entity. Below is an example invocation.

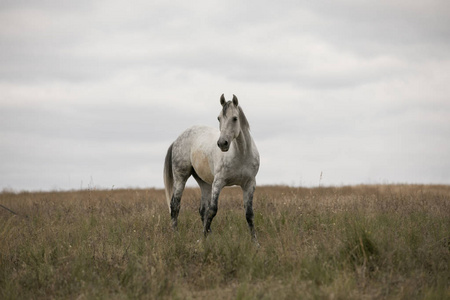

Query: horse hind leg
[243,181,258,243]
[170,172,190,230]
[168,134,195,231]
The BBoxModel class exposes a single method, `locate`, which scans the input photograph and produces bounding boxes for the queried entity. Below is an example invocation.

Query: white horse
[163,94,260,240]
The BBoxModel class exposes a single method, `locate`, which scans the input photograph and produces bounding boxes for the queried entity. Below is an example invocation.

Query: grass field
[0,185,449,299]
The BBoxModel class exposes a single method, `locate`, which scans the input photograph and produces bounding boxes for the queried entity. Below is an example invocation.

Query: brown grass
[0,185,449,299]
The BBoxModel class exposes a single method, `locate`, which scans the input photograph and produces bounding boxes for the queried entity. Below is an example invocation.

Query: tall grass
[0,185,449,299]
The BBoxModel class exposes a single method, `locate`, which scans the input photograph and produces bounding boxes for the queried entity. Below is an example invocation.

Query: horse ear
[220,94,226,106]
[232,94,239,106]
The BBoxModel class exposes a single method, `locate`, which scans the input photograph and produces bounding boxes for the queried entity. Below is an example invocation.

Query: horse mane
[238,106,250,132]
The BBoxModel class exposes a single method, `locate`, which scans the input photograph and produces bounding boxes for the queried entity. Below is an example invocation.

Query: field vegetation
[0,185,449,299]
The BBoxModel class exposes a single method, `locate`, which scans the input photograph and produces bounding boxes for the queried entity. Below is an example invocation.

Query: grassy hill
[1,185,449,299]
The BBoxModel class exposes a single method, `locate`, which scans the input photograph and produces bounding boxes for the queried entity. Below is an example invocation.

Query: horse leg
[203,179,224,236]
[170,174,189,230]
[243,180,258,243]
[192,173,212,224]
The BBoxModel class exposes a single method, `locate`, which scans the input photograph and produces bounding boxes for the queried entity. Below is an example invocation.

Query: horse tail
[163,143,174,211]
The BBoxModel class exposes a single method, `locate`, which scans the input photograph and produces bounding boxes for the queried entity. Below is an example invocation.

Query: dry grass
[0,185,449,299]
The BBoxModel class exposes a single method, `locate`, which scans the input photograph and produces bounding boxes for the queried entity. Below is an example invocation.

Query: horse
[163,94,260,241]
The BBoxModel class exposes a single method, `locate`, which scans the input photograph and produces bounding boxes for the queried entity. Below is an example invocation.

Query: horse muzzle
[217,138,230,152]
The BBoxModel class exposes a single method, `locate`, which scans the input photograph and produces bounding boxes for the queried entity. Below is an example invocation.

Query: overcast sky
[1,0,449,191]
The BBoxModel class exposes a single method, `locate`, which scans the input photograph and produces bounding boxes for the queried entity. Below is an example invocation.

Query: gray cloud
[1,0,449,190]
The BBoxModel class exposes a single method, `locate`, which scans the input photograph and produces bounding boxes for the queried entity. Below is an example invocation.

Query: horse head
[217,94,242,152]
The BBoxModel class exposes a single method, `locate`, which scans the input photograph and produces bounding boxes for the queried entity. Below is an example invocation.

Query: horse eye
[217,117,220,121]
[233,117,238,122]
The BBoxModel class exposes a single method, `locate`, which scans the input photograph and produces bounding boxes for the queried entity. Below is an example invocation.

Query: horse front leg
[203,179,224,236]
[199,183,212,224]
[243,180,258,243]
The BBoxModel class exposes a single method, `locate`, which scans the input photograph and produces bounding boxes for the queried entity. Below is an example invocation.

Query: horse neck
[235,127,253,155]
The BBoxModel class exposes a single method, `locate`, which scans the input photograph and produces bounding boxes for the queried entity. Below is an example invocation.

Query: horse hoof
[203,228,212,237]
